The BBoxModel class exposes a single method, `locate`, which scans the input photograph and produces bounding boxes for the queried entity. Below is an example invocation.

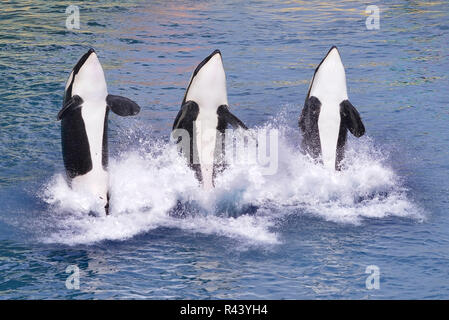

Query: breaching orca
[57,48,140,214]
[172,49,247,189]
[299,46,365,170]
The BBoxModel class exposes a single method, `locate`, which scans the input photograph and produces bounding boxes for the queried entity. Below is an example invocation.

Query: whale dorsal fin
[106,95,141,117]
[340,100,365,137]
[57,95,83,120]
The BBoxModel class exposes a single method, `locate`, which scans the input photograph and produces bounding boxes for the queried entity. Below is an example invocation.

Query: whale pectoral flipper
[106,94,141,117]
[172,101,200,180]
[172,100,199,156]
[57,95,83,120]
[299,96,321,132]
[173,100,199,131]
[216,105,248,130]
[299,96,322,158]
[340,100,365,138]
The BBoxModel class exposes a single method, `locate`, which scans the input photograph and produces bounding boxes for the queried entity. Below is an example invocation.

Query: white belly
[71,170,108,205]
[318,102,340,169]
[194,110,218,189]
[75,101,108,204]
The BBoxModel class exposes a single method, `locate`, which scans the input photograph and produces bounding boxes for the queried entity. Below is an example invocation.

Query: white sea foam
[40,120,423,245]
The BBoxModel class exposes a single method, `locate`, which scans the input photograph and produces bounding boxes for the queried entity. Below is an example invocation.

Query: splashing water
[40,119,423,246]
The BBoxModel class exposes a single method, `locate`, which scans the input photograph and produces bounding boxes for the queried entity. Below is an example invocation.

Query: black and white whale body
[172,49,247,189]
[299,46,365,170]
[57,49,140,214]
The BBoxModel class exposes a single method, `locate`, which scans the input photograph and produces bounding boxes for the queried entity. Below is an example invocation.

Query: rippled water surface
[1,0,448,299]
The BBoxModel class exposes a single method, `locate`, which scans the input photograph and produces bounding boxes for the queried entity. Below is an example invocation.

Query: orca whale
[299,46,365,170]
[172,49,247,189]
[57,48,140,214]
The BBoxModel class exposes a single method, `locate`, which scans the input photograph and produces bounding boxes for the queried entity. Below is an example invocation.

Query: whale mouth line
[192,49,222,77]
[189,50,223,85]
[182,49,224,105]
[72,48,97,76]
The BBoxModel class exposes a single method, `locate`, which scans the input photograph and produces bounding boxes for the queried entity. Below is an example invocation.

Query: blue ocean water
[0,0,448,299]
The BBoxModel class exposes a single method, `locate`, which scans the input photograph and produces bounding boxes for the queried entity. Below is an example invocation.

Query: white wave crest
[40,122,423,245]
